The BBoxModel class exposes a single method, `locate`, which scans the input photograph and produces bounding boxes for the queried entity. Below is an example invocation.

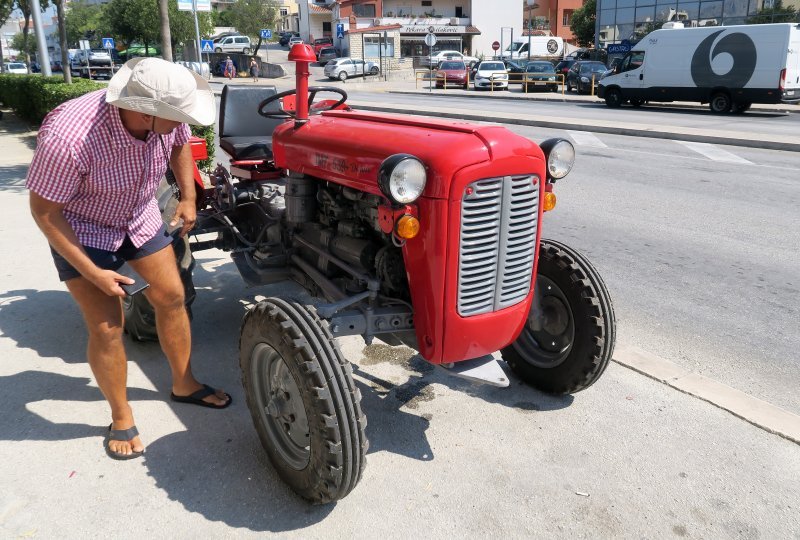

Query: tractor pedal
[438,355,509,388]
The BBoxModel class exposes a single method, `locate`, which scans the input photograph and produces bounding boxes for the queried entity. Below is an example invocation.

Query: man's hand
[170,200,197,238]
[89,268,135,297]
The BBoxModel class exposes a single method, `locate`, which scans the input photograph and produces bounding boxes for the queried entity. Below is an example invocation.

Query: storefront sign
[401,25,465,34]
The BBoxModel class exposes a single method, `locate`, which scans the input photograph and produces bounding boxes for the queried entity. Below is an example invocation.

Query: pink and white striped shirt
[26,89,191,251]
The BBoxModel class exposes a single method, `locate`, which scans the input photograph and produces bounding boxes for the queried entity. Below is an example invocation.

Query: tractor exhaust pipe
[289,43,316,127]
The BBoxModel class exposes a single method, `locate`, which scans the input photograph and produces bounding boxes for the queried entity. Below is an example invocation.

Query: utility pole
[159,0,173,62]
[30,0,51,76]
[56,0,70,82]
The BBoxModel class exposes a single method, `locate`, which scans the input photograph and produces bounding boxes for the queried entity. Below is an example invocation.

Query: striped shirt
[26,89,191,251]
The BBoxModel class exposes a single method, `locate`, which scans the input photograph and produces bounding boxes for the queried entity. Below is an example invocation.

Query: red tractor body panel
[272,111,547,363]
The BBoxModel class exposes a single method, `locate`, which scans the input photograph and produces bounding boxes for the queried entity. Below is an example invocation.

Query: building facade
[524,0,585,44]
[596,0,800,47]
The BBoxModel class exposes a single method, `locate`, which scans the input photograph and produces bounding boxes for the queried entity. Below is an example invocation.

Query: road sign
[201,39,214,53]
[424,33,437,47]
[336,23,344,39]
[492,40,500,51]
[102,37,115,50]
[260,29,272,39]
[177,0,210,11]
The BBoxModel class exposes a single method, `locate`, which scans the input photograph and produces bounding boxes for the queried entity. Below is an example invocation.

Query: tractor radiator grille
[457,175,539,317]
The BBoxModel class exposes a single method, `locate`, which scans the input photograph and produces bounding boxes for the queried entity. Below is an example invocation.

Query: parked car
[522,61,559,92]
[87,49,112,66]
[280,32,299,47]
[435,60,469,89]
[472,60,508,90]
[3,62,27,74]
[317,47,339,66]
[312,37,333,55]
[215,35,252,54]
[324,57,379,80]
[566,61,608,94]
[503,59,532,84]
[422,50,479,68]
[554,58,577,77]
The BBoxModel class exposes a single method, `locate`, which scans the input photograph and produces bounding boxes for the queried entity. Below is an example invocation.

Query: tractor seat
[218,84,283,161]
[219,136,273,161]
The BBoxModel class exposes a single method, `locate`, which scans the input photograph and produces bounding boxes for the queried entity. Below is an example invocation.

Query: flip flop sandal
[105,424,144,460]
[170,384,232,409]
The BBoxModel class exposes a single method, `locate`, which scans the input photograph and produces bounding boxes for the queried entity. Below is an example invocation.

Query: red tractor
[124,45,616,503]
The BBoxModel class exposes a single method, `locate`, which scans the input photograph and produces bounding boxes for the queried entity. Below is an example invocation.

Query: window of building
[422,1,433,6]
[354,3,376,17]
[280,8,288,16]
[365,36,395,56]
[562,9,574,25]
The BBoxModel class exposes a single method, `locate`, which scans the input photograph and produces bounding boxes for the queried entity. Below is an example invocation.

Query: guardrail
[518,73,565,95]
[415,69,471,90]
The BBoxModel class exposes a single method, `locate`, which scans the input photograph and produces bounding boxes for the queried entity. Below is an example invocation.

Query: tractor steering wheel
[257,87,348,119]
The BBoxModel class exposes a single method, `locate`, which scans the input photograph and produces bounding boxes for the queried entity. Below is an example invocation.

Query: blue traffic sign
[260,29,272,39]
[336,23,344,39]
[201,39,214,53]
[607,43,631,54]
[102,37,115,49]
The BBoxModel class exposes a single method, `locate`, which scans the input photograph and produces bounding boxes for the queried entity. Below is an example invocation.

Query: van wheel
[604,88,622,108]
[243,48,251,55]
[215,47,222,53]
[709,92,732,113]
[630,98,644,107]
[338,71,348,81]
[369,66,379,75]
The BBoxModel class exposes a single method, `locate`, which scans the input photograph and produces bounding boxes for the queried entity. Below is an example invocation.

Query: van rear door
[785,25,800,101]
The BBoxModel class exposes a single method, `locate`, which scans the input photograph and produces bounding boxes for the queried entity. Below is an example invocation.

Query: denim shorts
[50,224,173,282]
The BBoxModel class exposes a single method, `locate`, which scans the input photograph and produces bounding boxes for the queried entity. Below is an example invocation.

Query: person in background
[224,56,235,80]
[249,57,259,82]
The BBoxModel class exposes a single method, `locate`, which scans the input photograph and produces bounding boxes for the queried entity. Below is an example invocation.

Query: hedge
[0,74,215,170]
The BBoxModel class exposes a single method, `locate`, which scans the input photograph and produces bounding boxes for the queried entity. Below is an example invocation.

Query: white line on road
[613,345,800,445]
[567,130,608,148]
[677,141,754,164]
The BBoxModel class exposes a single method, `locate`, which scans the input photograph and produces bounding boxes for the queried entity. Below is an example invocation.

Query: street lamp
[526,0,540,62]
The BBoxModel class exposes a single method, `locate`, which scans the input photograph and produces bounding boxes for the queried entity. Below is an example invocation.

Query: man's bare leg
[66,278,144,456]
[129,245,228,406]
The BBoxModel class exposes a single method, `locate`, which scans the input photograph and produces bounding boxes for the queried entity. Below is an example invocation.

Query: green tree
[105,0,159,53]
[747,0,798,23]
[64,1,107,46]
[11,31,37,59]
[14,0,51,67]
[167,0,214,59]
[0,0,14,70]
[225,0,279,53]
[569,0,596,48]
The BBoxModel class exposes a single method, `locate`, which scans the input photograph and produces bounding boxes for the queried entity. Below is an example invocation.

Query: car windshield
[91,49,109,53]
[581,64,606,74]
[440,61,466,70]
[8,63,25,68]
[315,39,331,44]
[526,63,555,73]
[320,48,335,54]
[480,62,505,71]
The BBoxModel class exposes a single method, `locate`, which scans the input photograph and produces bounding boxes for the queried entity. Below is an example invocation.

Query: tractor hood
[271,109,544,199]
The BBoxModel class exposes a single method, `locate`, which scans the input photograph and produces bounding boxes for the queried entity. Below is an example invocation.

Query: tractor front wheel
[123,175,196,341]
[501,239,616,394]
[239,298,368,504]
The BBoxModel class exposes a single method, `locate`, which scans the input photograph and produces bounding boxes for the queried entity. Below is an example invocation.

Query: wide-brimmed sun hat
[106,57,215,126]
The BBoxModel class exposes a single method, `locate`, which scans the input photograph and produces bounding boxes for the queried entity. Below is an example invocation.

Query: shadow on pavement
[0,164,32,193]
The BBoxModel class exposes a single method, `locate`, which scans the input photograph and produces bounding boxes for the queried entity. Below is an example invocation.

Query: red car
[312,37,333,56]
[435,60,469,89]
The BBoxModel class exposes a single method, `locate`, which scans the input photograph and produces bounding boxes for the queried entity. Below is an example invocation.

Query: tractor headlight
[539,138,575,181]
[378,154,427,204]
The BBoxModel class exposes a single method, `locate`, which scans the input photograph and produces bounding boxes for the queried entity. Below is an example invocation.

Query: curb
[613,345,800,445]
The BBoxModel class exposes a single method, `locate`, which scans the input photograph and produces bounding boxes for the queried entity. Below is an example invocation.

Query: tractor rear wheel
[239,298,368,504]
[501,239,616,394]
[123,174,196,341]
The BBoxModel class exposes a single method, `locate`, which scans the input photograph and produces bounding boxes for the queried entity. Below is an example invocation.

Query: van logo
[547,39,558,54]
[691,30,757,88]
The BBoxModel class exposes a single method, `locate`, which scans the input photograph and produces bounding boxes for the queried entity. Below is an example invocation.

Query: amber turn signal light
[543,191,557,212]
[396,215,420,239]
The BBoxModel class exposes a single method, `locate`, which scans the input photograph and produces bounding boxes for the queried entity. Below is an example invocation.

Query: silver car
[324,57,380,81]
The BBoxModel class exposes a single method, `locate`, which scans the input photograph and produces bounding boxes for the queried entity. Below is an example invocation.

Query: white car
[472,61,508,90]
[3,62,27,74]
[288,36,304,47]
[423,50,479,68]
[324,57,380,80]
[214,35,252,54]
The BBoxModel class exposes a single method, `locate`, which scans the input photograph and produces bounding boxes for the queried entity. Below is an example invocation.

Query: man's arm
[29,192,132,296]
[168,142,197,238]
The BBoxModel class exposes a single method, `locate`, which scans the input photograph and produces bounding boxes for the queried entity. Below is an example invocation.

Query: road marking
[676,141,754,164]
[613,345,800,445]
[567,130,608,148]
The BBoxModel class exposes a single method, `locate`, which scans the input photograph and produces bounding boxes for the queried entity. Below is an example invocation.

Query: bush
[0,74,215,170]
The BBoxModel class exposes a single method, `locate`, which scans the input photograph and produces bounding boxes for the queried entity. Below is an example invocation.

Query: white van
[499,37,564,60]
[214,35,252,54]
[598,22,800,113]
